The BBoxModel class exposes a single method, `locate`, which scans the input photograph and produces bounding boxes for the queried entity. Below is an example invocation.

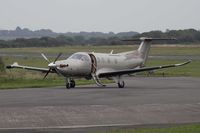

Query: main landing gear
[118,80,125,88]
[66,78,76,89]
[114,76,125,88]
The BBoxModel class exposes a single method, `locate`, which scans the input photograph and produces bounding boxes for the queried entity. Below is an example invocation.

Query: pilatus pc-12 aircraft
[7,38,191,89]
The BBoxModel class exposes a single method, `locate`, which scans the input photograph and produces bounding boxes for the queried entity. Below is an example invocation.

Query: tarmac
[0,77,200,132]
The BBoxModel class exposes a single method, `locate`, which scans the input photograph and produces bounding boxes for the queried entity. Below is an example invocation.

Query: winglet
[6,62,19,69]
[12,62,19,66]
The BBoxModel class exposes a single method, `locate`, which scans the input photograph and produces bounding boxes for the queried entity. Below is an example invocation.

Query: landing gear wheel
[118,81,125,88]
[66,79,76,89]
[66,83,71,89]
[70,79,76,88]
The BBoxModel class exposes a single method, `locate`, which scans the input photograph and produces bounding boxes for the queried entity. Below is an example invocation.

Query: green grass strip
[97,124,200,133]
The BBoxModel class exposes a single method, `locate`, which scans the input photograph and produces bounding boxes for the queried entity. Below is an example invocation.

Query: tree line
[0,29,200,48]
[134,29,200,44]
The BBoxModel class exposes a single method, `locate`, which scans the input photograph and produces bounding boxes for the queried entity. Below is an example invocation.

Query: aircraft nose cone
[48,62,57,68]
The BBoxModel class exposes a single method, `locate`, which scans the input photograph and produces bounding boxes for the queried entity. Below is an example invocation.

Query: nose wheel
[66,78,76,89]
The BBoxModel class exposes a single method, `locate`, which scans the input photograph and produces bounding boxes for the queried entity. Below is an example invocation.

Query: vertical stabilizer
[123,37,176,67]
[137,38,152,67]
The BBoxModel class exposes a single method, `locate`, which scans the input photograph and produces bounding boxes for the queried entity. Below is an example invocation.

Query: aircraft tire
[66,83,71,89]
[70,80,76,88]
[118,81,125,88]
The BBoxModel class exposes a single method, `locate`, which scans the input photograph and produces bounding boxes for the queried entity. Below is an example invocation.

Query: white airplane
[6,37,191,89]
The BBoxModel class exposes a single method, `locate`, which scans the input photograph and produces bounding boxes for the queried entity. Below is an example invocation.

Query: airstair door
[89,54,97,74]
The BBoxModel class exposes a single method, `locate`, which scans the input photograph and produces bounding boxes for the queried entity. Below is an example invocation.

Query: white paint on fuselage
[55,51,144,78]
[93,52,143,70]
[55,56,91,77]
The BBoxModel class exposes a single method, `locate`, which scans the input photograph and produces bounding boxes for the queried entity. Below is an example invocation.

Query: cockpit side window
[69,54,90,62]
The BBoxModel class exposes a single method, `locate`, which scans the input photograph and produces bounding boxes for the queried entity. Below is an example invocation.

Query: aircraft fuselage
[55,51,143,78]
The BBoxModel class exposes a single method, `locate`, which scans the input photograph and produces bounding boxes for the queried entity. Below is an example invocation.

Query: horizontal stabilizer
[122,37,177,42]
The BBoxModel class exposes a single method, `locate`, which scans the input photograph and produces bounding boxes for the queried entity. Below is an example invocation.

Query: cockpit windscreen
[69,54,90,62]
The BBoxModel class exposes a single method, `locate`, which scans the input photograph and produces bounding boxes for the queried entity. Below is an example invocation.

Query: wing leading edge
[98,60,191,78]
[6,62,55,73]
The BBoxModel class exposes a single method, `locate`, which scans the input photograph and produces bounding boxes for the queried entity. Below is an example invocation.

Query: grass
[1,45,200,55]
[0,45,135,54]
[4,56,48,68]
[149,45,200,56]
[97,124,200,133]
[0,70,113,89]
[146,59,200,77]
[0,76,113,89]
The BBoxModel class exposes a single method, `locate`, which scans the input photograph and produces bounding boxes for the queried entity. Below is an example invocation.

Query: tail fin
[138,38,151,66]
[123,37,176,67]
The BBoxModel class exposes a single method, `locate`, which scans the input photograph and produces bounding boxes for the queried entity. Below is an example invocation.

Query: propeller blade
[53,68,61,76]
[41,53,50,63]
[54,52,62,63]
[43,68,51,79]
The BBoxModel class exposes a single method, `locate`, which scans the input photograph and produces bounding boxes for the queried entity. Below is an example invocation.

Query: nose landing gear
[66,78,76,89]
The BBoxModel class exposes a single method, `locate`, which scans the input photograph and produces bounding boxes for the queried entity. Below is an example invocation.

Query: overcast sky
[0,0,199,33]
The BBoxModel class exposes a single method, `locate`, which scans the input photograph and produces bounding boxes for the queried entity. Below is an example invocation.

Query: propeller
[41,53,50,63]
[43,68,51,79]
[41,53,62,79]
[53,53,62,63]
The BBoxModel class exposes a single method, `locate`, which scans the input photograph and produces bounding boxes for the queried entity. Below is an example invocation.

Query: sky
[0,0,199,33]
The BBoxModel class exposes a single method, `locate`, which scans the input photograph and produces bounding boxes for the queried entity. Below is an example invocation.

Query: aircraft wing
[6,62,55,73]
[98,60,191,78]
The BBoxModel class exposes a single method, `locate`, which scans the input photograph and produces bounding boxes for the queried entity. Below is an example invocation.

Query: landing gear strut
[66,78,76,89]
